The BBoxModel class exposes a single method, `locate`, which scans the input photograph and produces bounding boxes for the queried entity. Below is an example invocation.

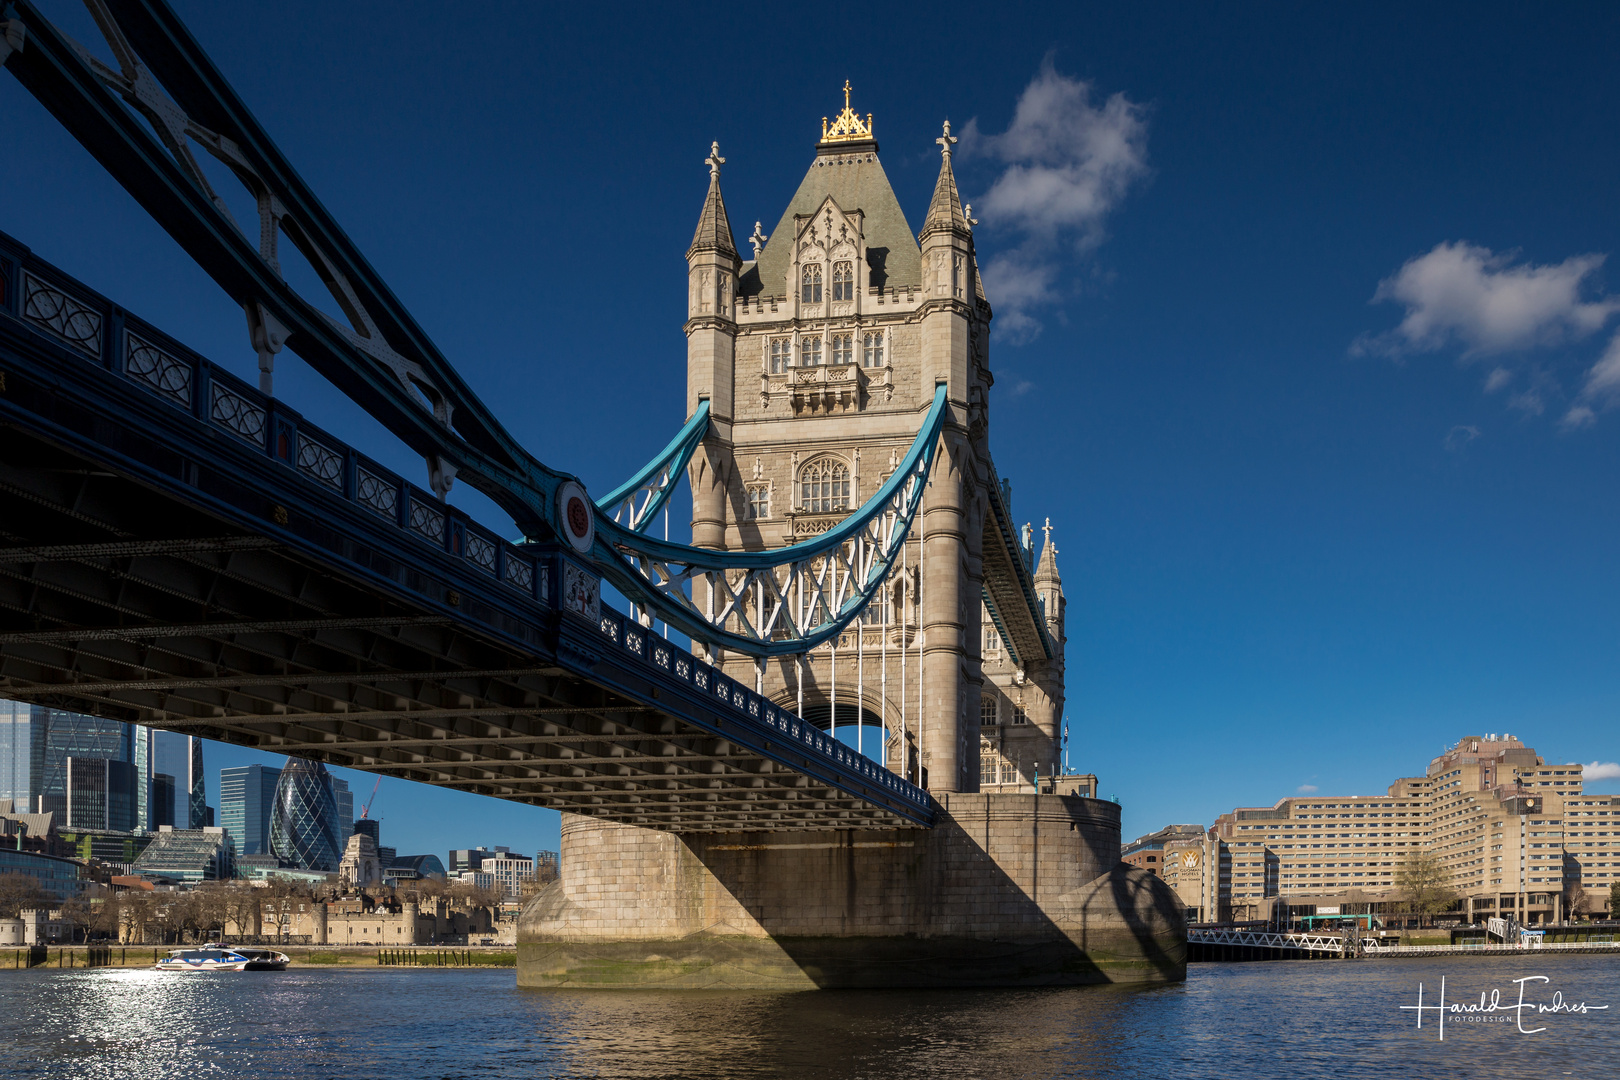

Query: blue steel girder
[594,385,947,658]
[595,400,710,533]
[0,239,935,829]
[0,0,950,661]
[980,452,1055,666]
[1,0,569,537]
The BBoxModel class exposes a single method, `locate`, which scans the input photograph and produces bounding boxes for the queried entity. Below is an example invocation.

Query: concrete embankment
[2,946,516,970]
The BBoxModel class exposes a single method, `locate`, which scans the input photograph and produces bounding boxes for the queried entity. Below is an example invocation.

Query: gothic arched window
[832,261,854,301]
[801,264,823,304]
[831,333,853,365]
[769,339,791,374]
[862,331,884,367]
[800,336,822,366]
[799,456,850,513]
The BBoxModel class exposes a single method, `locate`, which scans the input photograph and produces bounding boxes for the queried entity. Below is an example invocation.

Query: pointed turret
[920,121,970,240]
[1033,519,1066,660]
[918,120,976,405]
[1034,518,1062,590]
[688,142,739,261]
[686,143,742,551]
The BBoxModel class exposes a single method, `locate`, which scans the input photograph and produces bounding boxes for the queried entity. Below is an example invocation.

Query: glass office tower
[219,764,281,856]
[64,757,138,832]
[270,758,341,871]
[0,701,30,809]
[185,736,208,829]
[332,778,353,841]
[1,708,153,827]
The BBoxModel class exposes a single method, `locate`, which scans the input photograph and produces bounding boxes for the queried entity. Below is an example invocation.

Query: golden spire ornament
[820,80,874,144]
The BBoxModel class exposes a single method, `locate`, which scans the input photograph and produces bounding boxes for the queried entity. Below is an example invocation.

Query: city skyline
[0,1,1616,850]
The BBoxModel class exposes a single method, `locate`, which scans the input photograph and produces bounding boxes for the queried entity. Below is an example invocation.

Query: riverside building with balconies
[1158,734,1617,926]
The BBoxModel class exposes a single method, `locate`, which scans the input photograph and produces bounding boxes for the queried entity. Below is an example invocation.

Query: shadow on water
[524,982,1175,1080]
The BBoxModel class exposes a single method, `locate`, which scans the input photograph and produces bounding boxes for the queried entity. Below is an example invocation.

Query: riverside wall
[518,792,1187,989]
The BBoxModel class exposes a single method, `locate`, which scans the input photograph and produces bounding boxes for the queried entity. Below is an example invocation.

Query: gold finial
[820,81,874,144]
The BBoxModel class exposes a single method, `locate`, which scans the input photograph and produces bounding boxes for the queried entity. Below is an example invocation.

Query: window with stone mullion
[831,333,853,365]
[801,264,822,304]
[799,457,850,513]
[863,331,884,367]
[746,486,770,521]
[769,339,791,374]
[800,337,822,366]
[832,262,854,301]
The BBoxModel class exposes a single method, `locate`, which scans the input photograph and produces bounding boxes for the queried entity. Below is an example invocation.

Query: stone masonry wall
[519,794,1185,988]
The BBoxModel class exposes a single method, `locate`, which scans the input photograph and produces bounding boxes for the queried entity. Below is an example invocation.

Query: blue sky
[3,1,1618,858]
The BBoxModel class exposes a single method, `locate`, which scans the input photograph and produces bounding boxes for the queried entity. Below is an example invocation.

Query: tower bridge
[0,0,1184,987]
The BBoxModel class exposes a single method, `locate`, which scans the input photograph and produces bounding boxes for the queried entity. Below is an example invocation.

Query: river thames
[1,955,1614,1079]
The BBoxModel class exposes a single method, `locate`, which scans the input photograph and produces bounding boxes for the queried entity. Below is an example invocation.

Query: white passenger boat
[154,944,290,972]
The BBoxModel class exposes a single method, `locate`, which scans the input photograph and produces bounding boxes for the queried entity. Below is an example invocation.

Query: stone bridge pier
[517,794,1185,989]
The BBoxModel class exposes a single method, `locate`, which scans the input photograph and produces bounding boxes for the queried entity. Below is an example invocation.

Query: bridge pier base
[517,793,1185,989]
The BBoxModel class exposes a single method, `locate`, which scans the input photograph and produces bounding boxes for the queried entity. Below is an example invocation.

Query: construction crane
[359,776,381,820]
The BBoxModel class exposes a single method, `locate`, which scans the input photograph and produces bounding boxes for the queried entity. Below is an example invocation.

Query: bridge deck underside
[0,292,926,831]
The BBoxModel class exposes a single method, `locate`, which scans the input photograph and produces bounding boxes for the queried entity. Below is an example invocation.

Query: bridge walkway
[0,232,931,832]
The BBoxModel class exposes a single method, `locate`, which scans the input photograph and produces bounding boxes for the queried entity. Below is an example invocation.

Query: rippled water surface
[2,956,1616,1078]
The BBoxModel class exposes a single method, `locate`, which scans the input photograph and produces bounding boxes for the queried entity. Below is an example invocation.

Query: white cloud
[963,60,1149,342]
[1583,761,1620,781]
[1358,242,1620,357]
[1444,424,1480,451]
[1297,784,1318,794]
[1564,334,1620,428]
[1358,242,1620,428]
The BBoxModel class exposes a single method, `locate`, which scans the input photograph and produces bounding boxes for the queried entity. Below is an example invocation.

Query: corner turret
[687,143,741,553]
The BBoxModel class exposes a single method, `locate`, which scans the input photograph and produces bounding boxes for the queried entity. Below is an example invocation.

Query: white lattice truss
[1187,928,1352,955]
[596,402,710,534]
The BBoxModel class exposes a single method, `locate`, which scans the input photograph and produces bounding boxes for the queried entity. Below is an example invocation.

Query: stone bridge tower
[517,90,1182,989]
[686,86,1067,795]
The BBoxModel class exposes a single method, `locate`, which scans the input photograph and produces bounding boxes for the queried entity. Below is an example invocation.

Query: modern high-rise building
[185,736,208,830]
[0,701,32,809]
[270,757,341,872]
[219,764,281,856]
[352,818,380,844]
[0,707,156,829]
[151,773,176,829]
[64,757,138,832]
[132,726,154,833]
[332,777,354,841]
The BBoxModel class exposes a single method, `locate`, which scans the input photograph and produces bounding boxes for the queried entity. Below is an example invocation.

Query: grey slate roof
[921,150,969,238]
[743,143,922,297]
[1035,536,1062,588]
[688,173,739,260]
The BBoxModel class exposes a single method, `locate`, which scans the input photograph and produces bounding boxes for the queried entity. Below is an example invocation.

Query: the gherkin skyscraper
[269,757,340,871]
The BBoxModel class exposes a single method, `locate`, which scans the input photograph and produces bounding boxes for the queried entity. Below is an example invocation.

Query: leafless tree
[191,882,235,940]
[219,881,263,938]
[260,876,311,940]
[0,871,51,918]
[1395,850,1456,928]
[115,891,155,944]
